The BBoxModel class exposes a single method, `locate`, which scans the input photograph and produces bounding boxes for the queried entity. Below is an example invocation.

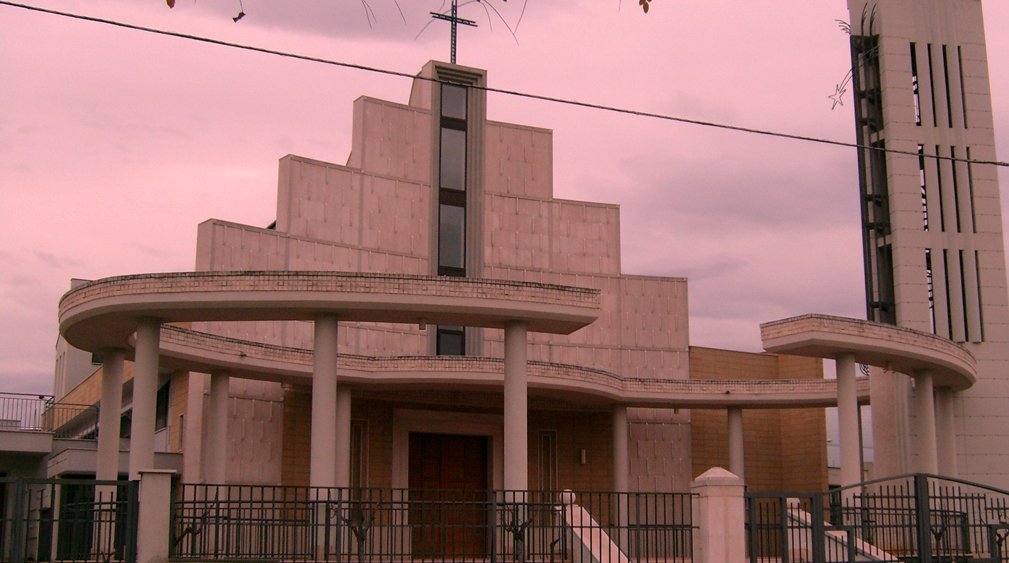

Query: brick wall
[689,347,827,492]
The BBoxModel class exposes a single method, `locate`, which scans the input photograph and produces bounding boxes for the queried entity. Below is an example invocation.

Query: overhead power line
[1,0,1007,169]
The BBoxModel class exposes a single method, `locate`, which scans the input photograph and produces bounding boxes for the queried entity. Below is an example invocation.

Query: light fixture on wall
[579,449,587,465]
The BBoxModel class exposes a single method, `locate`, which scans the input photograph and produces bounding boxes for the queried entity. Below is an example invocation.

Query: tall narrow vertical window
[910,43,922,126]
[959,250,970,342]
[925,249,936,334]
[975,251,985,341]
[437,83,468,276]
[918,145,930,231]
[966,147,977,233]
[934,145,946,232]
[950,146,962,232]
[943,249,954,338]
[436,83,469,356]
[927,44,939,127]
[957,46,969,128]
[942,45,954,127]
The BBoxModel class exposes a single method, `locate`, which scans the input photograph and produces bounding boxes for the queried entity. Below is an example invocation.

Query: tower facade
[848,0,1009,486]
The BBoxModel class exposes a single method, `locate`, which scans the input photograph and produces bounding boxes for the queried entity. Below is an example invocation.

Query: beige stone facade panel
[353,322,427,357]
[619,276,689,352]
[197,221,289,271]
[484,195,551,271]
[549,201,621,275]
[226,392,283,485]
[484,122,553,200]
[628,419,690,492]
[348,98,431,184]
[359,175,429,257]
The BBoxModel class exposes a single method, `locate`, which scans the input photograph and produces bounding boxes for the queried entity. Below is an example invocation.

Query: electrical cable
[1,0,1006,168]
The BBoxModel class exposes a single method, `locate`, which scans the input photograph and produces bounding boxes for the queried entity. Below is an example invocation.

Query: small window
[438,204,465,275]
[91,352,104,365]
[436,326,465,356]
[350,421,368,490]
[439,128,466,191]
[155,382,170,431]
[441,85,467,121]
[538,431,558,491]
[120,410,131,439]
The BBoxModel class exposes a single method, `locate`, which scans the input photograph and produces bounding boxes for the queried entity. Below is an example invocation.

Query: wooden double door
[408,433,490,557]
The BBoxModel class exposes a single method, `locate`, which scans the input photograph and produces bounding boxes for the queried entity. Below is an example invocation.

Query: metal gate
[746,473,1009,562]
[1,478,138,563]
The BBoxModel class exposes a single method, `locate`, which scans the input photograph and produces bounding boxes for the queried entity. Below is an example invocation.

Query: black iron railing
[171,485,694,563]
[0,478,138,563]
[0,392,98,439]
[746,473,1009,563]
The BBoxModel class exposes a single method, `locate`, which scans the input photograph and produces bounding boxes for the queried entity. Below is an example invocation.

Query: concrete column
[934,387,958,477]
[130,318,161,480]
[312,314,339,489]
[913,369,939,473]
[612,404,630,548]
[334,386,352,488]
[97,349,125,481]
[727,407,745,480]
[612,405,629,492]
[182,373,207,483]
[836,353,862,487]
[691,467,745,563]
[205,372,230,484]
[503,320,528,491]
[137,470,175,563]
[95,349,125,555]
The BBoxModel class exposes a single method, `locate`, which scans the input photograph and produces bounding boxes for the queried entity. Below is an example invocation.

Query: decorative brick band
[160,325,869,408]
[62,271,600,311]
[59,271,602,351]
[761,313,976,389]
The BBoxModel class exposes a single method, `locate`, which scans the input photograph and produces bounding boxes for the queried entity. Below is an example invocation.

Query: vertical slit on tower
[911,43,922,126]
[943,249,954,338]
[966,146,977,233]
[959,250,969,341]
[919,145,929,231]
[926,249,936,334]
[942,45,954,127]
[958,46,969,128]
[975,250,985,341]
[951,146,962,233]
[927,44,939,127]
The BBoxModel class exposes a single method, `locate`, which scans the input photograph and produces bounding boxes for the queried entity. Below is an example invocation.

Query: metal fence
[0,393,98,439]
[0,478,138,563]
[746,473,1009,562]
[172,485,694,562]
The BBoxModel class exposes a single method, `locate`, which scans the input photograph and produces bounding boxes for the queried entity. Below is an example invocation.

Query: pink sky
[1,0,1006,395]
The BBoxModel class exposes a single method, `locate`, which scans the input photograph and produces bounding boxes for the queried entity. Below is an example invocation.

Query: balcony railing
[0,392,99,439]
[172,485,695,563]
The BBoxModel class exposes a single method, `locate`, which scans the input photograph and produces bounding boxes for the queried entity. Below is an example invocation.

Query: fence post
[8,479,26,563]
[691,467,745,563]
[914,474,933,563]
[137,470,175,563]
